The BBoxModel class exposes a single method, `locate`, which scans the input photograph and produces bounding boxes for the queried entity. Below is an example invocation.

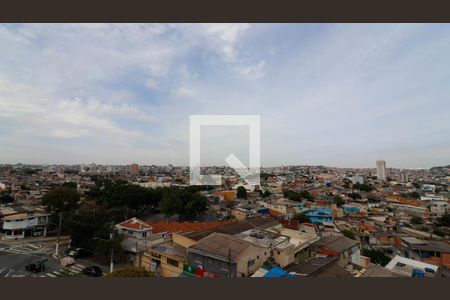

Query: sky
[0,24,449,169]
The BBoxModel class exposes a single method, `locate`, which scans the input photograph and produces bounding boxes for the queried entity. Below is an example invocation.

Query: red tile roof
[116,217,152,231]
[149,220,234,234]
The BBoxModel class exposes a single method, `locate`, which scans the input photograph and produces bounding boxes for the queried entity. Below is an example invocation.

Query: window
[167,258,179,267]
[257,255,259,259]
[142,232,147,237]
[248,259,255,267]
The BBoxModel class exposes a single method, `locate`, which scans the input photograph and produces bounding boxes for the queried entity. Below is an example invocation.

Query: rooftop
[313,235,360,253]
[116,217,152,231]
[188,232,260,262]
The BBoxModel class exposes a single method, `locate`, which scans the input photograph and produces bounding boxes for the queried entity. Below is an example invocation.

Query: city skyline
[1,24,450,168]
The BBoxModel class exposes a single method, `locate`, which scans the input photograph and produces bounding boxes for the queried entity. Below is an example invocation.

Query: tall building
[376,160,387,182]
[400,169,408,183]
[130,163,140,175]
[351,173,364,185]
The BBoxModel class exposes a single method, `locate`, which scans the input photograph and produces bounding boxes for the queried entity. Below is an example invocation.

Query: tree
[410,216,423,225]
[432,228,446,238]
[334,195,345,207]
[352,183,373,192]
[160,188,209,221]
[286,190,314,202]
[361,249,390,266]
[62,182,78,189]
[294,213,310,223]
[261,190,271,198]
[0,193,14,204]
[437,214,450,227]
[236,186,247,199]
[348,192,362,200]
[41,186,80,213]
[342,229,356,240]
[108,267,153,277]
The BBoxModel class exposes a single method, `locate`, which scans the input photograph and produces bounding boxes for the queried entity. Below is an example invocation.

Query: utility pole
[110,232,114,273]
[54,212,63,258]
[228,249,232,278]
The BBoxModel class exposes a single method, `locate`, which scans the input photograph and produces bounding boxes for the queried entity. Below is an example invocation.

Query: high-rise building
[351,173,364,185]
[376,160,387,182]
[400,169,408,183]
[130,163,140,175]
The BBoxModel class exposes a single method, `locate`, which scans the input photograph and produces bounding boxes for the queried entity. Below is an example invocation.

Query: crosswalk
[45,263,85,277]
[0,243,54,255]
[0,263,86,277]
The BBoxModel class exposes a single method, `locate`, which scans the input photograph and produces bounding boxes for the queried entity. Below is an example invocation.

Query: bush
[342,229,356,240]
[362,249,390,266]
[108,267,154,277]
[410,216,423,225]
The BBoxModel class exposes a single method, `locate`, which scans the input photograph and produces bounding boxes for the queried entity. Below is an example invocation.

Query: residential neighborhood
[0,162,448,278]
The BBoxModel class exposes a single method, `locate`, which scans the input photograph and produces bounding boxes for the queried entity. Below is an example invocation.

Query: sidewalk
[0,235,71,246]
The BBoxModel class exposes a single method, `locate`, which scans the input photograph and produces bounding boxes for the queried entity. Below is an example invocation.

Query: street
[0,241,86,277]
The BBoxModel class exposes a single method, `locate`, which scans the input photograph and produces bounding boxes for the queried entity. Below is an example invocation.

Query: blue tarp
[263,267,294,278]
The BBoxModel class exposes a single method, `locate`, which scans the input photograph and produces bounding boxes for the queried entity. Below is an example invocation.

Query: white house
[115,217,153,239]
[2,211,49,239]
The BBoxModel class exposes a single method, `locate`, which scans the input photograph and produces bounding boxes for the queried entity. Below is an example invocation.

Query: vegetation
[42,180,209,262]
[160,188,209,221]
[361,249,390,266]
[108,267,154,277]
[236,186,247,199]
[0,193,14,204]
[294,213,310,223]
[410,216,423,225]
[352,183,374,192]
[261,190,271,198]
[348,192,362,200]
[437,214,450,227]
[41,186,80,213]
[432,228,446,238]
[260,173,275,180]
[286,190,314,202]
[342,229,356,240]
[333,195,345,207]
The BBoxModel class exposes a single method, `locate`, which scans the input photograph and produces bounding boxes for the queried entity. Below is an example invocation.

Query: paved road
[0,243,87,278]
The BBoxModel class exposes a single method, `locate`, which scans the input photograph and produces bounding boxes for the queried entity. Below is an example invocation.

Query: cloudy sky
[0,24,449,168]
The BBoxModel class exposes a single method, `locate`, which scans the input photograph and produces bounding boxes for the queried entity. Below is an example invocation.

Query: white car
[60,256,75,267]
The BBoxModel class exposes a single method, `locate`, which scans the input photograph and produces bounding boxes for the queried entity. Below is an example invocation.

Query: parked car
[81,265,103,277]
[60,256,75,267]
[64,247,92,259]
[25,262,45,273]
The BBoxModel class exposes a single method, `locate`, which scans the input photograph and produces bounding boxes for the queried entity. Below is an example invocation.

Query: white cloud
[172,87,195,98]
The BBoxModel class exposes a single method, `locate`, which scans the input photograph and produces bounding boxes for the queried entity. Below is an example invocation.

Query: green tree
[0,193,14,204]
[334,195,345,207]
[294,213,310,223]
[160,188,209,221]
[361,249,391,266]
[62,182,78,189]
[342,229,356,240]
[353,183,373,192]
[262,190,271,198]
[437,214,450,227]
[410,216,423,225]
[41,186,80,213]
[432,228,446,238]
[236,186,247,199]
[286,190,314,202]
[108,267,153,277]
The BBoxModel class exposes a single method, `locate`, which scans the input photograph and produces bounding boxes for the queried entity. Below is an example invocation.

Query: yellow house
[138,232,195,277]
